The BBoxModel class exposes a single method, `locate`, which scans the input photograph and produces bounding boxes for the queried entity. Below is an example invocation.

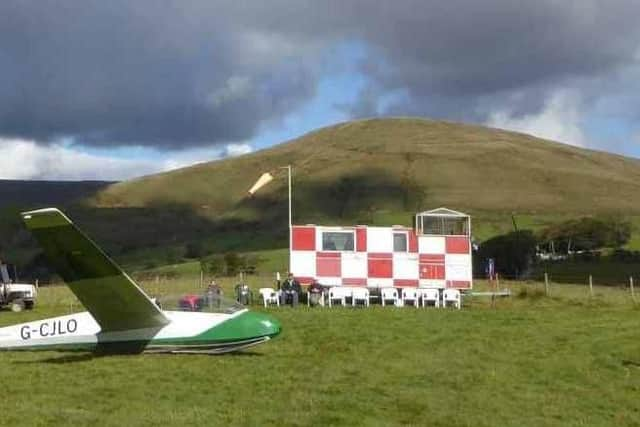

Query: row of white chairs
[365,287,460,309]
[258,287,461,309]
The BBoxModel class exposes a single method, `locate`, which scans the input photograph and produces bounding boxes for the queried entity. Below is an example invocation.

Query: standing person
[279,273,300,307]
[206,280,222,309]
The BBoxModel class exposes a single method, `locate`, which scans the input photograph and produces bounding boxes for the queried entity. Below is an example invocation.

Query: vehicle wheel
[10,299,25,312]
[25,301,34,310]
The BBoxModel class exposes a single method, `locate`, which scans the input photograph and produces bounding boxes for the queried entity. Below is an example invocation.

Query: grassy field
[0,278,638,426]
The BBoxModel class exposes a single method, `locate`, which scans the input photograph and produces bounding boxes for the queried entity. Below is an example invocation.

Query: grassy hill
[95,118,640,217]
[6,117,640,272]
[89,118,640,259]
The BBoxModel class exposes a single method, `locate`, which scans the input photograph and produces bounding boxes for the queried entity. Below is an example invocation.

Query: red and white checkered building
[290,208,472,289]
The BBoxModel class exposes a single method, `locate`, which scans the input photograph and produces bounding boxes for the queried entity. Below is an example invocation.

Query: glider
[0,208,280,354]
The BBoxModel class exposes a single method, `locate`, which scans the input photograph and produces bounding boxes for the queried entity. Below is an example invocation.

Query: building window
[393,233,408,252]
[322,231,354,251]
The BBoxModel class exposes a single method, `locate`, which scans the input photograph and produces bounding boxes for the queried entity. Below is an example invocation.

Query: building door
[392,231,418,287]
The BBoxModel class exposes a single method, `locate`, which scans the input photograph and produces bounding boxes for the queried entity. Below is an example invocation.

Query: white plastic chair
[307,290,325,307]
[328,287,350,307]
[380,287,399,307]
[259,287,280,308]
[418,288,440,308]
[401,287,419,308]
[351,287,370,307]
[442,288,461,309]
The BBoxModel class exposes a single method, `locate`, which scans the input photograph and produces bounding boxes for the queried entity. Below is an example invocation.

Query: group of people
[205,280,253,306]
[278,273,324,307]
[202,273,325,308]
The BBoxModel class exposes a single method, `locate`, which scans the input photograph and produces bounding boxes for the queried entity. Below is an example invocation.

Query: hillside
[95,117,640,217]
[0,180,111,210]
[7,117,640,271]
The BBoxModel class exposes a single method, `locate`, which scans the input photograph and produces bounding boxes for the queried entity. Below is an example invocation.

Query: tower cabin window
[393,233,408,252]
[322,231,354,251]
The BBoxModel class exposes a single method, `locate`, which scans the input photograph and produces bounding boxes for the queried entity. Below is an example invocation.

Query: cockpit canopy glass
[156,293,244,314]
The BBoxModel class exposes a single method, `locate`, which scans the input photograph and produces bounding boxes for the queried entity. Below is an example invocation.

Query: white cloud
[486,90,588,147]
[0,139,253,181]
[225,143,253,157]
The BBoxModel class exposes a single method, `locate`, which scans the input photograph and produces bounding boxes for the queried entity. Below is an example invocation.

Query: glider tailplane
[22,208,169,332]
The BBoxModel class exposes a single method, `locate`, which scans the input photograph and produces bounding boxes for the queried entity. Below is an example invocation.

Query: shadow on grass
[13,348,264,364]
[12,352,104,364]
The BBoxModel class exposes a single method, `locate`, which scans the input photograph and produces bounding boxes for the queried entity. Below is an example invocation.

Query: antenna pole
[280,165,293,272]
[288,165,292,253]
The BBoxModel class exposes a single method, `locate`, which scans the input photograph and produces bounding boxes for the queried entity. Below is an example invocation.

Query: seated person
[279,273,301,307]
[307,279,324,306]
[234,282,252,305]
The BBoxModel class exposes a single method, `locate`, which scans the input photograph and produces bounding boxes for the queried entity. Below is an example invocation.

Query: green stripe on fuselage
[151,311,281,347]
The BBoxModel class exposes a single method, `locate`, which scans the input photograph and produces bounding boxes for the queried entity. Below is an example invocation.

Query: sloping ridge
[92,117,640,218]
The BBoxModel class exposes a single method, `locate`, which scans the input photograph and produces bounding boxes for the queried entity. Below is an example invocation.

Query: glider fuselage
[0,309,280,354]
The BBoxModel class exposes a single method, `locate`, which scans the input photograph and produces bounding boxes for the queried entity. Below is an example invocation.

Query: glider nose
[255,312,281,339]
[216,311,281,341]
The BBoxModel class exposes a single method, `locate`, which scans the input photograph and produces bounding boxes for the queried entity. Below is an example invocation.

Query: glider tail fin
[22,208,169,332]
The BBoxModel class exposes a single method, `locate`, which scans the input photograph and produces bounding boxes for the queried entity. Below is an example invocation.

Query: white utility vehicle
[0,262,37,312]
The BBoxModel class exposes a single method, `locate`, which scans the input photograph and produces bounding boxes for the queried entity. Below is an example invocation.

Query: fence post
[544,272,549,296]
[589,275,593,297]
[631,276,636,303]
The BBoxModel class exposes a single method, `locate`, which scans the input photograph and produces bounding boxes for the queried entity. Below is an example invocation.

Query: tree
[224,252,242,276]
[475,230,537,279]
[201,255,225,276]
[538,216,631,252]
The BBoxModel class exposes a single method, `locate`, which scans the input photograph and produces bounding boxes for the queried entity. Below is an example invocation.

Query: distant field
[534,260,640,286]
[0,279,638,426]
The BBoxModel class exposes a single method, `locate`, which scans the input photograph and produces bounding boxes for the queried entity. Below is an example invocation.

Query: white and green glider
[0,208,280,354]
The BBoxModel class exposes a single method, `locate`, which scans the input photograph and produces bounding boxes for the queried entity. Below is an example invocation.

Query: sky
[1,0,640,181]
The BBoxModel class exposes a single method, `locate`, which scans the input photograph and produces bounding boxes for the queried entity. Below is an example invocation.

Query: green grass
[535,260,640,286]
[0,279,638,426]
[624,216,640,250]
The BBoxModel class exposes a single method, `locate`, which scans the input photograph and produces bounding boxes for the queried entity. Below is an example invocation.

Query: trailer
[290,208,472,290]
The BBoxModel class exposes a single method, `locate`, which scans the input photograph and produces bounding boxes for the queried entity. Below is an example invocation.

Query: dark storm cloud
[330,0,640,120]
[0,0,321,147]
[1,0,639,148]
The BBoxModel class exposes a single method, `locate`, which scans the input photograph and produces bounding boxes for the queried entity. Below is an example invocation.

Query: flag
[248,172,274,196]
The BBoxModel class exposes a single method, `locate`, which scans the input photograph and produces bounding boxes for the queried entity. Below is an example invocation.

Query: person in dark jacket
[279,273,300,306]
